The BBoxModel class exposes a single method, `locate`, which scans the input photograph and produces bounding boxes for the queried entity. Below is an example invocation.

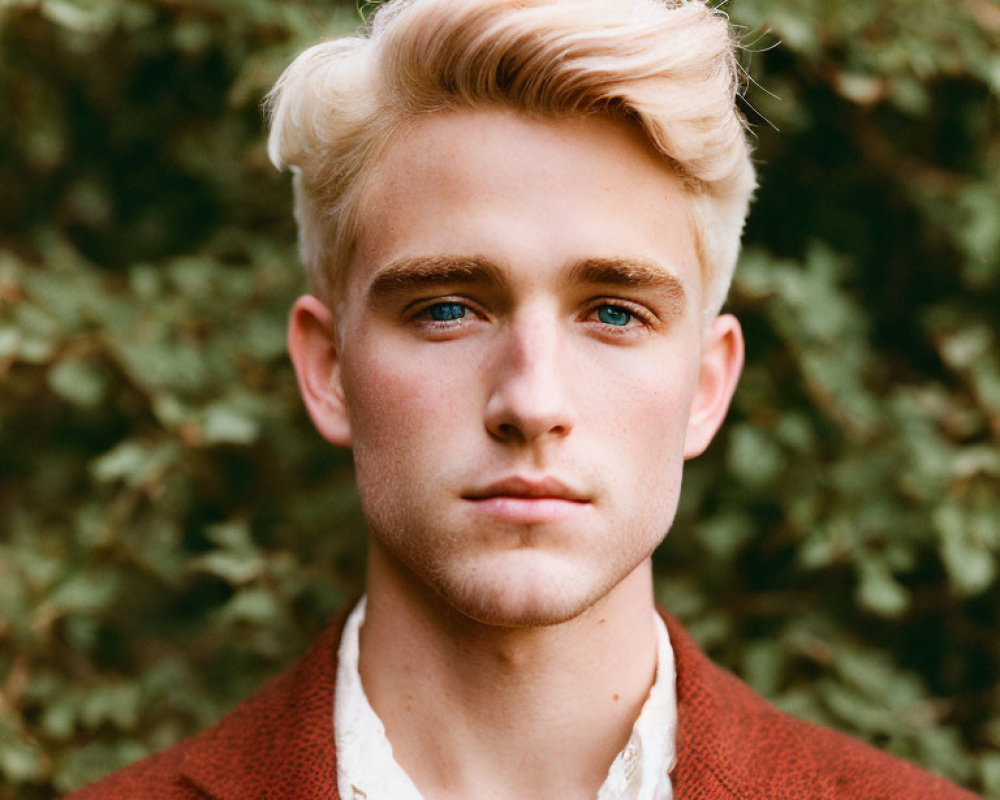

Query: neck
[358,542,659,800]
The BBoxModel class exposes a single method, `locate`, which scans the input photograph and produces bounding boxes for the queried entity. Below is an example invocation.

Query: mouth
[462,476,591,524]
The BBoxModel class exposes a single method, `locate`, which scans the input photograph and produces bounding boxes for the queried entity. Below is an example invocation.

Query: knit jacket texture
[64,609,979,799]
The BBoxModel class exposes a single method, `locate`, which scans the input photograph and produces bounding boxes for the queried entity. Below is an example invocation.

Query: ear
[287,294,352,448]
[684,313,744,459]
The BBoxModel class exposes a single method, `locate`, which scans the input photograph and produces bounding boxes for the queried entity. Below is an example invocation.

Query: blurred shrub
[0,0,997,797]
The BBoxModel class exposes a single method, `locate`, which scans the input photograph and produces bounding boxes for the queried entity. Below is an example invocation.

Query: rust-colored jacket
[65,610,979,799]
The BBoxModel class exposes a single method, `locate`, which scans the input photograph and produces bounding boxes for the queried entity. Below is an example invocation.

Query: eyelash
[409,298,485,329]
[583,299,655,331]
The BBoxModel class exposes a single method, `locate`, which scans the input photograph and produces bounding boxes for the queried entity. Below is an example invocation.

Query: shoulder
[661,610,980,800]
[61,610,349,800]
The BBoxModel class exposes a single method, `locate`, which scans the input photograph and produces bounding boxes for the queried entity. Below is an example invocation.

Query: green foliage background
[0,0,997,796]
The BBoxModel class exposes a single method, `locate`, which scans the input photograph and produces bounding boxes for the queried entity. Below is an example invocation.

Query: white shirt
[334,596,677,800]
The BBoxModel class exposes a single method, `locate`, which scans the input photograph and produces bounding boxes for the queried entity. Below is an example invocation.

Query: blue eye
[596,305,633,327]
[426,302,468,322]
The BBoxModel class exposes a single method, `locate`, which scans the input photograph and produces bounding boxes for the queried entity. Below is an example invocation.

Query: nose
[484,310,575,446]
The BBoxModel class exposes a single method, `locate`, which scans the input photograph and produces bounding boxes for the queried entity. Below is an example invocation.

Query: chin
[430,551,618,628]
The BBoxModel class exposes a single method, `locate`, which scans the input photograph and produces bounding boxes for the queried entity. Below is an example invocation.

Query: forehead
[350,108,702,303]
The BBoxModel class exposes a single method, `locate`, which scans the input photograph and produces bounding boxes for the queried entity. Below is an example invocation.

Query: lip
[462,476,591,524]
[463,476,589,502]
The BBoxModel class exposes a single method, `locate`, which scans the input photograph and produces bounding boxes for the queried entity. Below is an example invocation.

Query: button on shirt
[334,596,678,800]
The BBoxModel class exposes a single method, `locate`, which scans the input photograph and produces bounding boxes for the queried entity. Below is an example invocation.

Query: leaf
[856,559,909,618]
[90,440,180,489]
[47,359,107,407]
[200,402,260,446]
[217,586,285,626]
[935,503,997,596]
[0,719,45,783]
[41,570,121,619]
[726,424,784,487]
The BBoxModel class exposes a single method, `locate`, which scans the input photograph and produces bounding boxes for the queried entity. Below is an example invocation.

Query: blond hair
[266,0,755,316]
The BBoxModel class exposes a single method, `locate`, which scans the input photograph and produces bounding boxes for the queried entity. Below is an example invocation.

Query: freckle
[598,618,606,624]
[613,693,620,702]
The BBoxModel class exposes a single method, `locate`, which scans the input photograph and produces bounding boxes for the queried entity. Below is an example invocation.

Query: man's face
[292,108,742,627]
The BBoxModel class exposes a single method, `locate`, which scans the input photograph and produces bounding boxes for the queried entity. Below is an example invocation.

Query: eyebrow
[568,257,688,317]
[366,255,504,307]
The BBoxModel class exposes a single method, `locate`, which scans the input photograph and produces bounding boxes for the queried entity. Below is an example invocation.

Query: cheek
[592,353,699,509]
[594,346,700,443]
[627,390,689,490]
[342,347,472,462]
[616,392,689,540]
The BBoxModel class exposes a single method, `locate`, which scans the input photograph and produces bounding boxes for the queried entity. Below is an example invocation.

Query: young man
[67,0,978,798]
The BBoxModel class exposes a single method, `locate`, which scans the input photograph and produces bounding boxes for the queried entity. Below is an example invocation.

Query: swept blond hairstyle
[266,0,755,316]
